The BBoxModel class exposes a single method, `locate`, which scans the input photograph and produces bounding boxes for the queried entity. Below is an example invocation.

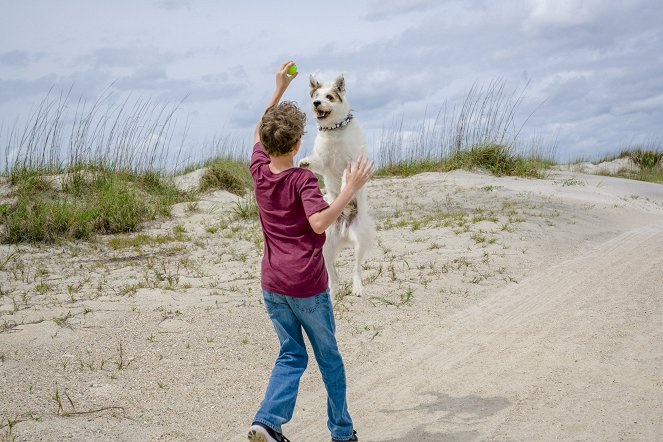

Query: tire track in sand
[289,222,663,441]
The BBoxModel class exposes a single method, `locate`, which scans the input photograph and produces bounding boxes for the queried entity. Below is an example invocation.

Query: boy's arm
[308,156,375,234]
[253,60,298,145]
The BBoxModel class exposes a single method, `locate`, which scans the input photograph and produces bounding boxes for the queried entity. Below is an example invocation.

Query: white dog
[299,74,376,297]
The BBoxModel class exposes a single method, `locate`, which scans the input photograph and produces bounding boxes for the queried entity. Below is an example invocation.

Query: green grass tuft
[376,143,549,178]
[593,144,663,184]
[1,167,189,244]
[628,148,663,169]
[198,157,252,195]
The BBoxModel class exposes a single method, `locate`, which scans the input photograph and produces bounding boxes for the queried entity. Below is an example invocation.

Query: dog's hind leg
[349,211,375,297]
[323,234,341,296]
[349,232,367,297]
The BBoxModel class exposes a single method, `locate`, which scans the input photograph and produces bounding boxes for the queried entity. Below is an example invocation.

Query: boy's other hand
[345,155,375,193]
[276,60,297,91]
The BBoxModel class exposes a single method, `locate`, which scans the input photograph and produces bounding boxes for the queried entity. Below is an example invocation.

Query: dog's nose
[313,100,321,107]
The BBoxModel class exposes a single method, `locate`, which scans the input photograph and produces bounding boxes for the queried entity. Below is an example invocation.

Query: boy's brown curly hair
[259,101,306,156]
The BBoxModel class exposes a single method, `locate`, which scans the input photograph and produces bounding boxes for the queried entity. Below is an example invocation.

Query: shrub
[199,158,252,195]
[628,149,663,169]
[0,170,187,244]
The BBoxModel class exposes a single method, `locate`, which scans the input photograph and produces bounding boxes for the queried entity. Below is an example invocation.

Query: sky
[1,0,662,170]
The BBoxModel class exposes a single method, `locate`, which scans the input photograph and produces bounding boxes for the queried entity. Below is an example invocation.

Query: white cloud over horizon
[1,0,662,170]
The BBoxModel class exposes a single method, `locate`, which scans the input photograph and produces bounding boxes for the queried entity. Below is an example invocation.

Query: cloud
[74,46,248,103]
[363,0,440,20]
[0,75,59,103]
[0,50,45,67]
[83,46,173,69]
[1,0,662,160]
[297,0,663,156]
[155,0,192,11]
[611,93,663,115]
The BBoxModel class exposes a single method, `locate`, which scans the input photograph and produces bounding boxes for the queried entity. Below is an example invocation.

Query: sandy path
[288,221,663,441]
[2,169,663,441]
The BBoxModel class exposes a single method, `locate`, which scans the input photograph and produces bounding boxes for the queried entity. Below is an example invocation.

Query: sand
[1,167,662,441]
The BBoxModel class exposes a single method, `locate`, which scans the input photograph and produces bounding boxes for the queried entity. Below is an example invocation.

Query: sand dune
[1,168,662,441]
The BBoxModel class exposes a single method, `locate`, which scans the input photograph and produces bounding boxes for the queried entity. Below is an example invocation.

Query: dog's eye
[326,94,334,101]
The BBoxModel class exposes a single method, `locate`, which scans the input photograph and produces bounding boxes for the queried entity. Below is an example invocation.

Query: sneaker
[247,422,291,442]
[332,430,358,442]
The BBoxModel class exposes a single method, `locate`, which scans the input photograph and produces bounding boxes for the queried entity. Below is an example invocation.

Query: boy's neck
[269,153,295,174]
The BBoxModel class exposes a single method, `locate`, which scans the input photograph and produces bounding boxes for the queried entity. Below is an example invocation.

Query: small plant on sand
[52,311,72,327]
[1,416,18,441]
[112,342,134,370]
[334,282,353,303]
[185,201,198,213]
[365,264,383,284]
[370,287,415,308]
[0,249,20,271]
[232,194,259,220]
[52,385,75,416]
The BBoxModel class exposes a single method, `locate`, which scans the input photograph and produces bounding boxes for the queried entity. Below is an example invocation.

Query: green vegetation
[1,84,660,247]
[232,194,259,220]
[198,157,252,195]
[0,90,197,244]
[377,143,552,178]
[628,148,663,169]
[375,81,556,178]
[1,167,189,244]
[592,144,663,184]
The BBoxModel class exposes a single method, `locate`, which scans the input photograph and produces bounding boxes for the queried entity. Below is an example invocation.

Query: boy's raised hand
[345,155,375,193]
[275,60,297,91]
[255,60,298,144]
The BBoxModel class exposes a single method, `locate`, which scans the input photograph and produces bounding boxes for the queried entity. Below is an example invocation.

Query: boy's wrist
[341,184,358,198]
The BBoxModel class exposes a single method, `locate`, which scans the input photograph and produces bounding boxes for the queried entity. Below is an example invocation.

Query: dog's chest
[313,126,365,173]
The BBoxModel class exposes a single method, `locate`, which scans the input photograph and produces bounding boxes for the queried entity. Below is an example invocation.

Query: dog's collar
[318,113,353,131]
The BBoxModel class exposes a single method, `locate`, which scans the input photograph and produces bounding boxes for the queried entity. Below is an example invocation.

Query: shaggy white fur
[299,74,376,297]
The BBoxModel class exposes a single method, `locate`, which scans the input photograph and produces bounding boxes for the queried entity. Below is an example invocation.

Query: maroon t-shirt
[250,142,330,298]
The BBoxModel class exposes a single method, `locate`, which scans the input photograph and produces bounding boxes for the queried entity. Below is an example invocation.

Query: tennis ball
[287,64,298,76]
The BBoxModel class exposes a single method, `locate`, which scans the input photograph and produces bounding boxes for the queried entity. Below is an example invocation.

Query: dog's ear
[310,75,321,92]
[334,74,345,94]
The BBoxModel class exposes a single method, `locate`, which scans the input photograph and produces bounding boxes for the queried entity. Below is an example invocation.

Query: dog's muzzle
[313,101,330,119]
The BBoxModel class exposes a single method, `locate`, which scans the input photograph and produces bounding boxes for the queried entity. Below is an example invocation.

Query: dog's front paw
[298,156,314,169]
[352,284,364,298]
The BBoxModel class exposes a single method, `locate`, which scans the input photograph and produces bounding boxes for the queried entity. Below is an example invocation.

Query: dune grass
[374,80,556,178]
[2,166,189,244]
[0,87,259,244]
[588,142,663,184]
[0,89,193,244]
[627,147,663,170]
[377,143,552,178]
[1,82,659,245]
[197,157,252,195]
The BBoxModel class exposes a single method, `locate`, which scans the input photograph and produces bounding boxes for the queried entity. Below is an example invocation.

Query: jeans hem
[252,417,281,435]
[332,432,355,441]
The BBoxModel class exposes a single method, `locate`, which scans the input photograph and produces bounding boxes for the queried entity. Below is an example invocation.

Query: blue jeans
[253,288,354,440]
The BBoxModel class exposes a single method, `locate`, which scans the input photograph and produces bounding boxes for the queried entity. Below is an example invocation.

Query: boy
[247,60,374,442]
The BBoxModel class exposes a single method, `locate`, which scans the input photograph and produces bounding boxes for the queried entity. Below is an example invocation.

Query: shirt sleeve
[299,171,330,218]
[249,142,270,176]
